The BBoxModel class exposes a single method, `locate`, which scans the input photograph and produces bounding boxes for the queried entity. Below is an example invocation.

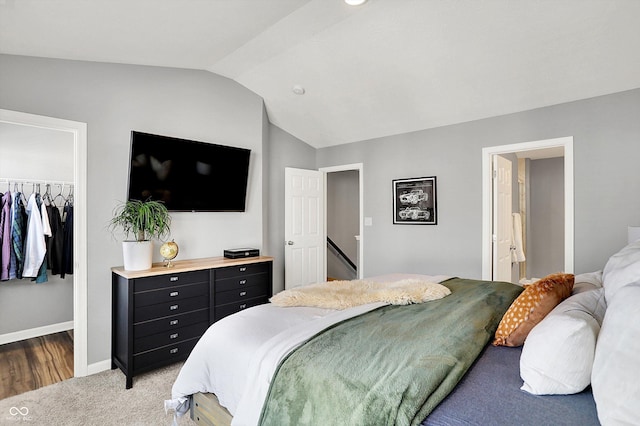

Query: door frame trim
[481,137,574,280]
[320,163,364,279]
[0,108,88,377]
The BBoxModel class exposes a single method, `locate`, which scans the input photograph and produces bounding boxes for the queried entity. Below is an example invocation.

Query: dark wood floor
[0,331,74,400]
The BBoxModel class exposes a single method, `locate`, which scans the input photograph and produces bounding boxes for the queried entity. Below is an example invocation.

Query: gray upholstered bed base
[423,344,600,426]
[190,343,599,426]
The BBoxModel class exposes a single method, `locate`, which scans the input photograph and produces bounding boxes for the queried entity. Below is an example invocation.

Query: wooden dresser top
[112,256,273,279]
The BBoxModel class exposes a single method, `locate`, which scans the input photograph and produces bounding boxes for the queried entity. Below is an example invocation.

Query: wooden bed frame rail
[191,392,232,426]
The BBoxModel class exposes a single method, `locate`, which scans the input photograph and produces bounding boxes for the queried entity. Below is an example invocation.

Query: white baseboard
[0,321,74,346]
[87,359,112,376]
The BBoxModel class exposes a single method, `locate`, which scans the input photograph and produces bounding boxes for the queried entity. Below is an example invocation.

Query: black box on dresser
[223,248,260,259]
[111,256,273,389]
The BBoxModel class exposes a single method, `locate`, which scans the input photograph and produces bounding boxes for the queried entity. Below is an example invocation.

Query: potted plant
[109,199,171,271]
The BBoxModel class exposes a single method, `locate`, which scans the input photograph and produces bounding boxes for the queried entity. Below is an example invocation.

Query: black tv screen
[127,131,251,212]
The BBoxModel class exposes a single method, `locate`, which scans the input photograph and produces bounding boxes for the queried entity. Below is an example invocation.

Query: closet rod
[0,177,74,186]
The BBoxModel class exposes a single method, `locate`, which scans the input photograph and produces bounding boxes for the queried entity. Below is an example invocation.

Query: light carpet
[0,363,190,426]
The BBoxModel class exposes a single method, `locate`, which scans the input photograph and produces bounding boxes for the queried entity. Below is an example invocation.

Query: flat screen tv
[127,131,251,212]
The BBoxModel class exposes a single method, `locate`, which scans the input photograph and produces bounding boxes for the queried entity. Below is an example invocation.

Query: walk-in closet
[0,120,75,397]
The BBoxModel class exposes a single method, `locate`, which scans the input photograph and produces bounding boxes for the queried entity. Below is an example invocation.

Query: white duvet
[165,273,450,426]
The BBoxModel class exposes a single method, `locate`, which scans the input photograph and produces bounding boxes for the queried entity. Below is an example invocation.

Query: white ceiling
[1,0,640,149]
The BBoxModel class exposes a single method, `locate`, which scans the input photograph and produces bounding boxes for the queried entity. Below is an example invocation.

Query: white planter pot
[122,240,153,271]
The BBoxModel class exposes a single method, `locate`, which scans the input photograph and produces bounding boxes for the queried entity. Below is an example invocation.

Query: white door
[284,167,325,289]
[493,155,512,282]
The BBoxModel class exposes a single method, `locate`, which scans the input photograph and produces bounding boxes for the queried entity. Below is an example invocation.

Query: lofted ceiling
[1,0,640,149]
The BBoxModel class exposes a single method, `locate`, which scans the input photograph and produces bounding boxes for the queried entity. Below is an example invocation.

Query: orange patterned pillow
[493,273,574,347]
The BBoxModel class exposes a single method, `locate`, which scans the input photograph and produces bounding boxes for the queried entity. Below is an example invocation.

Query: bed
[166,242,640,425]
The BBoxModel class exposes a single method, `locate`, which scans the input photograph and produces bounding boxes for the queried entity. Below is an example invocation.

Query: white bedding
[166,273,450,425]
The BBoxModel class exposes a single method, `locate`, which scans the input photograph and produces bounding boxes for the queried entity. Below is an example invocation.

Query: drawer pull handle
[240,291,247,297]
[170,333,179,339]
[170,276,179,282]
[239,279,247,285]
[240,267,247,272]
[239,304,247,309]
[170,291,179,297]
[170,304,179,311]
[170,319,179,326]
[170,348,179,354]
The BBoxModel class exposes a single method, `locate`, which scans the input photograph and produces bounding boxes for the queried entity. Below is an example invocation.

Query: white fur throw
[270,279,451,310]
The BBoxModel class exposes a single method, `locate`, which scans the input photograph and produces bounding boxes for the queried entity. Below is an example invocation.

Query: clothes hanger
[53,183,64,204]
[20,183,28,204]
[43,184,54,206]
[65,185,74,207]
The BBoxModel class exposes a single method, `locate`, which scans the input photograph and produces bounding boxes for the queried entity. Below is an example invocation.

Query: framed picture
[393,176,437,225]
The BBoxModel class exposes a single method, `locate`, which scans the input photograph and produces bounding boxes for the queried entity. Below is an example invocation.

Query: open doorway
[326,170,359,281]
[321,163,363,281]
[0,109,88,379]
[283,164,363,290]
[482,137,574,282]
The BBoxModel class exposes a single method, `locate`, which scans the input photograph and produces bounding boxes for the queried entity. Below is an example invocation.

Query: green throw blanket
[259,278,522,426]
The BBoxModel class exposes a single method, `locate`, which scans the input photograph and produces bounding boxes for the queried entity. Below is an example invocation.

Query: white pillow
[602,240,640,301]
[572,270,602,295]
[520,288,606,395]
[592,282,640,425]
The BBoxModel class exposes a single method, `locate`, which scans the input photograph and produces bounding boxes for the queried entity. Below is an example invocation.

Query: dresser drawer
[135,282,208,307]
[134,296,208,323]
[133,337,199,372]
[214,296,268,321]
[215,262,270,280]
[215,282,269,306]
[134,308,209,338]
[134,321,209,354]
[134,270,209,292]
[215,272,269,293]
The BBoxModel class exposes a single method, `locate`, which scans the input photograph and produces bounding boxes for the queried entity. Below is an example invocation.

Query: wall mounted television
[127,131,251,212]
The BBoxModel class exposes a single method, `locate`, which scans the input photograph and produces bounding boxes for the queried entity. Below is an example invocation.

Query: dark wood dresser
[111,256,273,388]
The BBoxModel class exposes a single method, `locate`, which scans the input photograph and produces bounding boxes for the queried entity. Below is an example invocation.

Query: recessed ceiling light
[345,0,368,5]
[292,85,305,95]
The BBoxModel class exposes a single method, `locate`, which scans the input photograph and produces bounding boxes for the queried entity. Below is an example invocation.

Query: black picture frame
[393,176,437,225]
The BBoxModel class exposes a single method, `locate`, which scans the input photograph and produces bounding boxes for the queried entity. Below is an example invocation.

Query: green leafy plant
[109,199,171,242]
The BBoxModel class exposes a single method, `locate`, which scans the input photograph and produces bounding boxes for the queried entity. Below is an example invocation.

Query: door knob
[286,241,294,245]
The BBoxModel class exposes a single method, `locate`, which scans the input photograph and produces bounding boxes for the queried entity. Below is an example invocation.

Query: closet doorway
[0,109,88,378]
[481,137,574,282]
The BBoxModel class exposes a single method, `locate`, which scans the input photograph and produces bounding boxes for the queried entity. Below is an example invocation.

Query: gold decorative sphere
[160,240,179,267]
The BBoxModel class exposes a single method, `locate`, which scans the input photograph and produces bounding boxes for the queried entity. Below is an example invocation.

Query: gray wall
[313,89,640,279]
[528,157,564,278]
[0,54,266,365]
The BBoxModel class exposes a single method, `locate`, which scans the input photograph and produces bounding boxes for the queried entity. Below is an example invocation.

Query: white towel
[511,213,526,263]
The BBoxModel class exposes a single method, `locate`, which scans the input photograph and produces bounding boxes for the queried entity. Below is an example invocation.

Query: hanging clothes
[22,193,47,279]
[34,194,50,283]
[0,182,73,281]
[61,202,74,278]
[41,194,52,239]
[0,191,12,280]
[8,192,17,280]
[46,204,64,276]
[10,192,26,280]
